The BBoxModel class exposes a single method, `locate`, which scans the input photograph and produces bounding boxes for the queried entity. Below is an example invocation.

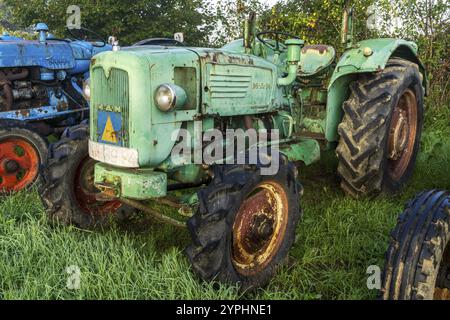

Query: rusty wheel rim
[232,181,289,276]
[387,88,418,181]
[0,137,40,192]
[433,241,450,300]
[74,157,122,215]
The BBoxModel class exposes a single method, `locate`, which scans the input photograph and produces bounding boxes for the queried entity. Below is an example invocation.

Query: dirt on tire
[381,190,450,300]
[186,158,302,290]
[336,58,424,198]
[39,122,134,229]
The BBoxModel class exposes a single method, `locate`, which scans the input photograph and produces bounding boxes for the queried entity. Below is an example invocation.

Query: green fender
[325,38,427,142]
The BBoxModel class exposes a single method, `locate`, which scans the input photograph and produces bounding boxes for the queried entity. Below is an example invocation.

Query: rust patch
[302,44,330,54]
[434,288,450,300]
[387,88,418,181]
[232,181,289,276]
[203,51,254,65]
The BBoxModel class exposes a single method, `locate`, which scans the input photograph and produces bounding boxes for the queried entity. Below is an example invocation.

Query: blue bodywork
[0,24,111,128]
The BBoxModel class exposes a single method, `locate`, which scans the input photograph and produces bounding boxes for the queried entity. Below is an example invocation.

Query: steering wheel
[67,27,106,47]
[256,31,302,52]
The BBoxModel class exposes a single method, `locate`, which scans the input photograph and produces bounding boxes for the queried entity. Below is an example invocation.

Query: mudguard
[325,38,427,142]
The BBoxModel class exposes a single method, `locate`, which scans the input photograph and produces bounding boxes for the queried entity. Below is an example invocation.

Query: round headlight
[154,83,186,112]
[83,78,91,100]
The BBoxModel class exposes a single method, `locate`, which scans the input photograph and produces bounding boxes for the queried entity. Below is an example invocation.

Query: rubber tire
[381,190,450,300]
[185,159,302,290]
[336,58,424,198]
[0,122,48,193]
[39,123,134,229]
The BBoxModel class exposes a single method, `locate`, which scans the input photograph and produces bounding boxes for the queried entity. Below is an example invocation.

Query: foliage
[210,0,269,46]
[374,0,449,106]
[258,0,376,52]
[2,0,216,46]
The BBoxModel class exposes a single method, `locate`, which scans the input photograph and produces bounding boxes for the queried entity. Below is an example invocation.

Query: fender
[325,38,427,142]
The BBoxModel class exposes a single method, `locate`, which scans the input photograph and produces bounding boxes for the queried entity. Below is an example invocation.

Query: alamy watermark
[66,265,81,290]
[170,121,281,176]
[66,5,81,29]
[366,265,381,290]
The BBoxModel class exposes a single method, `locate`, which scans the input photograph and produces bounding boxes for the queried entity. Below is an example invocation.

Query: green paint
[94,163,167,199]
[89,18,425,201]
[281,139,321,166]
[325,38,427,142]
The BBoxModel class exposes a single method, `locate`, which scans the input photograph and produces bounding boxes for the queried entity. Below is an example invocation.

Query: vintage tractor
[39,8,427,289]
[0,23,111,193]
[381,190,450,300]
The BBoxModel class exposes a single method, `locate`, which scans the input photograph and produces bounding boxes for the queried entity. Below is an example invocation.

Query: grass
[0,101,449,300]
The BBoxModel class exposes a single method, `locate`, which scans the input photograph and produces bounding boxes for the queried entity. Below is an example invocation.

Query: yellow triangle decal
[101,116,118,143]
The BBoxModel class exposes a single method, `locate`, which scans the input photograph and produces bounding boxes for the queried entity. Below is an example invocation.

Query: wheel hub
[232,181,289,276]
[3,159,19,173]
[388,109,409,160]
[73,157,122,215]
[0,138,40,192]
[387,88,418,181]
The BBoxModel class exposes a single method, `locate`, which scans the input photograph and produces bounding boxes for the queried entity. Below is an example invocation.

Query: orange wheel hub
[0,138,40,192]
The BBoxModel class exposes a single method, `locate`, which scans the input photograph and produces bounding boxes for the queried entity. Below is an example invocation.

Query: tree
[3,0,216,46]
[211,0,269,46]
[258,0,375,51]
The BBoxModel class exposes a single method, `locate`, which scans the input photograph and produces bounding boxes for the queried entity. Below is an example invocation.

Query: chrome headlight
[154,83,186,112]
[83,78,91,101]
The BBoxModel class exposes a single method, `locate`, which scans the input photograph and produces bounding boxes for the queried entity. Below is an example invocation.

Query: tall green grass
[0,99,448,300]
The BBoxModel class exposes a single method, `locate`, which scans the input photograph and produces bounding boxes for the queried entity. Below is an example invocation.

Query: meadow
[0,100,448,300]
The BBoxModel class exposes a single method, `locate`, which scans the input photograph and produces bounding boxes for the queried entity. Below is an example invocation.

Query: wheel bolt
[257,221,273,241]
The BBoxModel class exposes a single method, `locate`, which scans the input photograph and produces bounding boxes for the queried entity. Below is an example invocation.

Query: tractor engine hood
[0,40,75,69]
[89,46,279,169]
[89,47,201,168]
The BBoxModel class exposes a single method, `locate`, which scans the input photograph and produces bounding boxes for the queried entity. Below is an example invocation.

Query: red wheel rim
[387,88,418,181]
[0,137,40,192]
[232,181,289,276]
[73,157,122,215]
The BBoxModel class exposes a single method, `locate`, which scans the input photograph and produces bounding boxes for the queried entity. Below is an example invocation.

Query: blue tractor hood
[0,39,76,70]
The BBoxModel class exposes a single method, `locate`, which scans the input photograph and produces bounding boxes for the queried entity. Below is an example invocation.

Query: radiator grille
[91,67,129,146]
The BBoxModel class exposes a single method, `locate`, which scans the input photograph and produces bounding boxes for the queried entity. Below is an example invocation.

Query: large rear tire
[186,158,302,290]
[337,58,424,198]
[381,190,450,300]
[39,123,134,229]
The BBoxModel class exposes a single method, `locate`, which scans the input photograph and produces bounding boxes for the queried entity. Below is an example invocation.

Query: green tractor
[39,8,426,289]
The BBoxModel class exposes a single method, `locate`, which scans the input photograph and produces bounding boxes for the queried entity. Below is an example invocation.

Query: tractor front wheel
[39,123,134,228]
[337,58,424,198]
[186,159,302,290]
[381,190,450,300]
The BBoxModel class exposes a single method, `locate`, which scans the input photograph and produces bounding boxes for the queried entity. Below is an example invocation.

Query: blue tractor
[0,23,111,193]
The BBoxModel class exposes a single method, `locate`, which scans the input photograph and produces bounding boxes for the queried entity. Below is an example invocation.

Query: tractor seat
[298,45,336,78]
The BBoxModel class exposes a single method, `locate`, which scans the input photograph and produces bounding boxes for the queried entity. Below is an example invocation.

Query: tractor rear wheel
[0,125,48,193]
[381,190,450,300]
[186,159,302,290]
[337,58,424,198]
[39,123,134,229]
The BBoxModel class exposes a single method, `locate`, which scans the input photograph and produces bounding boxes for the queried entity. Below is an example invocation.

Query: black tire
[337,58,424,198]
[0,122,48,193]
[185,158,302,290]
[381,190,450,300]
[39,123,134,229]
